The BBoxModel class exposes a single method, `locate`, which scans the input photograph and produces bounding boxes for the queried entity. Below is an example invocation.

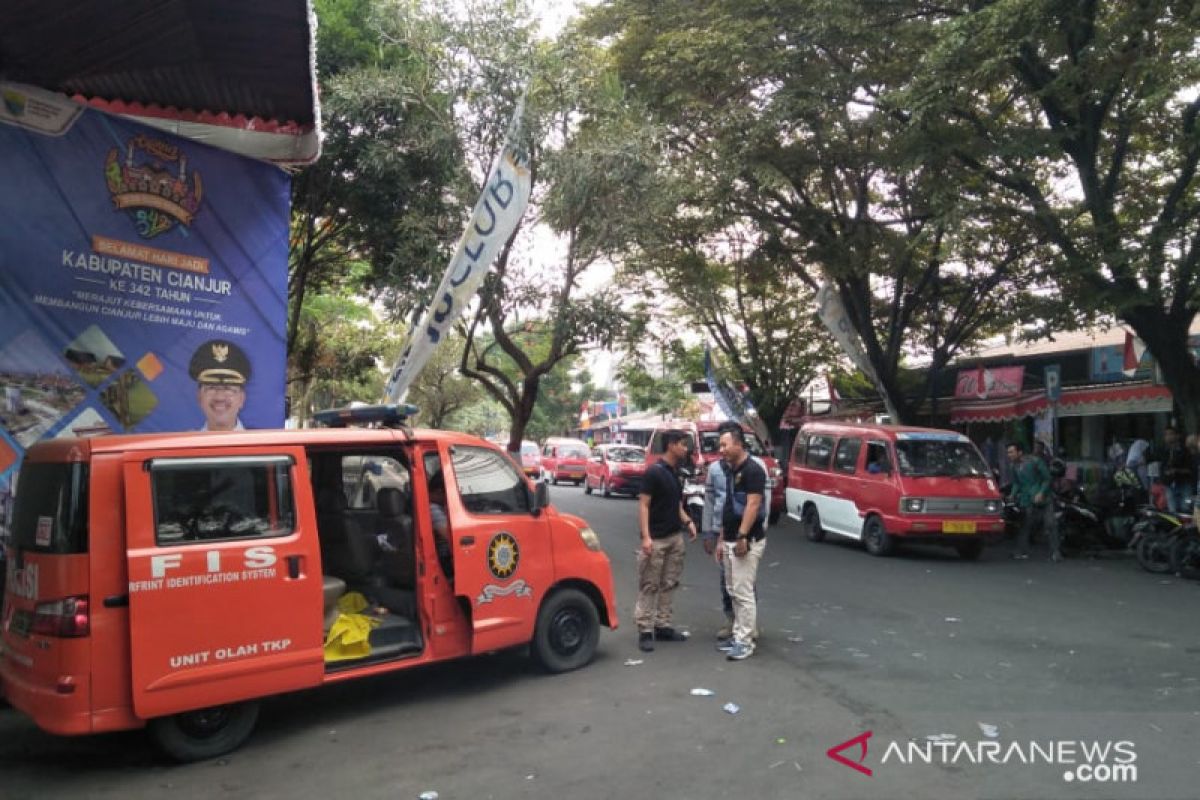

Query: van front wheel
[531,588,600,673]
[862,516,895,557]
[148,701,261,762]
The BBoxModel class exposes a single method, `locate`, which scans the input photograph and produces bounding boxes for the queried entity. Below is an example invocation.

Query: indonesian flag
[1123,330,1147,376]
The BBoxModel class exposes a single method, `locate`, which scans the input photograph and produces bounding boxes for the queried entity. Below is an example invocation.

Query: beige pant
[635,532,686,632]
[723,538,765,644]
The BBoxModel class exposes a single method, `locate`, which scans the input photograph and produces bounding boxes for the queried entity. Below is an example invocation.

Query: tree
[586,0,1046,422]
[289,0,464,405]
[412,8,645,453]
[289,271,395,421]
[404,332,484,429]
[912,0,1200,429]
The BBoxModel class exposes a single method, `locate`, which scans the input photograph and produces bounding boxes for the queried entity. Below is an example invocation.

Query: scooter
[680,467,706,532]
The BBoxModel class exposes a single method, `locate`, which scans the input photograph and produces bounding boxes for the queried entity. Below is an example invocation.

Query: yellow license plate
[942,521,977,534]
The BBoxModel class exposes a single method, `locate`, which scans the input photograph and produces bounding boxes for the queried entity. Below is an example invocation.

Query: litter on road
[978,722,1000,738]
[623,659,644,666]
[690,688,715,696]
[723,703,741,715]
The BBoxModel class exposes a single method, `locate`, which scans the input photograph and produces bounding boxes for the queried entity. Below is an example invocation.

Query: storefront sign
[954,366,1025,400]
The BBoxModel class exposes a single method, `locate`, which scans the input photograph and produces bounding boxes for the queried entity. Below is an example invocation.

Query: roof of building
[0,0,320,164]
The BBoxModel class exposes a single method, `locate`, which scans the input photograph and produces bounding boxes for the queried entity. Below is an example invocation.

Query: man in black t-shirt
[635,431,698,652]
[717,427,767,661]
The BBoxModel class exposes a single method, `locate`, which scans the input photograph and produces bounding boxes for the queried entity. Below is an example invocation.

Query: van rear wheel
[531,588,600,673]
[862,516,895,557]
[802,505,825,542]
[148,700,260,762]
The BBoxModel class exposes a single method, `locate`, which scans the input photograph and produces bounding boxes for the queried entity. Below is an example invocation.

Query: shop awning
[0,0,320,165]
[950,382,1172,424]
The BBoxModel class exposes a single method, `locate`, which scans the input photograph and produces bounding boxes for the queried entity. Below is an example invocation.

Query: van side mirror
[532,480,550,515]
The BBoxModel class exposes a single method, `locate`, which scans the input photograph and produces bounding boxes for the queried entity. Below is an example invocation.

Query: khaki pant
[635,532,686,632]
[723,538,765,644]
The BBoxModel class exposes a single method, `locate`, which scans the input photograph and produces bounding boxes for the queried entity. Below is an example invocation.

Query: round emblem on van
[487,532,520,579]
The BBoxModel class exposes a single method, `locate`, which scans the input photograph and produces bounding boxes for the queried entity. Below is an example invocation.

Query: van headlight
[902,497,925,513]
[578,526,602,551]
[984,499,1002,514]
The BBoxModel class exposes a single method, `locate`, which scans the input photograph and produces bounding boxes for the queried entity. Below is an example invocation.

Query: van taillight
[31,596,90,637]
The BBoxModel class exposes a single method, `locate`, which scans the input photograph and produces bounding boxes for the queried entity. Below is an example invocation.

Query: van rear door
[0,459,93,731]
[122,451,324,719]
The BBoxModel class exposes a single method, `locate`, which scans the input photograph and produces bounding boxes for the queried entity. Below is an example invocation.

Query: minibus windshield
[895,440,990,478]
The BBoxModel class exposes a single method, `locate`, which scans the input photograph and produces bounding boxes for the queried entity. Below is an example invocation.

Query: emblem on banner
[105,134,203,239]
[486,532,520,579]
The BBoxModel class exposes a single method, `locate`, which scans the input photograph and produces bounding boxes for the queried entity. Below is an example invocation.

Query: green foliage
[403,332,485,429]
[586,0,1049,424]
[289,281,394,418]
[909,0,1200,427]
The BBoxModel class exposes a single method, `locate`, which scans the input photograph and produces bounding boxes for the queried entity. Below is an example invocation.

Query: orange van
[785,422,1004,559]
[0,406,617,760]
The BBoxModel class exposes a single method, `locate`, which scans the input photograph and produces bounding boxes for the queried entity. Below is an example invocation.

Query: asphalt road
[2,484,1198,800]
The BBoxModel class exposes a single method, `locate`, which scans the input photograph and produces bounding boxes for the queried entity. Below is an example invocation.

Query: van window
[650,431,696,457]
[11,462,89,554]
[151,456,296,544]
[833,438,862,474]
[703,430,768,457]
[452,446,531,514]
[342,454,408,510]
[792,435,808,465]
[865,441,892,474]
[805,435,835,469]
[894,438,991,478]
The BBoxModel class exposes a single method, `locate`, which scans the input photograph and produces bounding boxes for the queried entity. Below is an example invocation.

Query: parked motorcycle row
[1003,476,1200,581]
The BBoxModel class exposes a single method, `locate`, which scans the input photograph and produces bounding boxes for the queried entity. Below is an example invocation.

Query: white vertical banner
[384,96,532,403]
[815,282,900,421]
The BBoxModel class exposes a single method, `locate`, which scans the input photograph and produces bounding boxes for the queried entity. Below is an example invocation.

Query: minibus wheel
[148,701,261,762]
[862,516,895,556]
[802,505,825,542]
[531,588,600,673]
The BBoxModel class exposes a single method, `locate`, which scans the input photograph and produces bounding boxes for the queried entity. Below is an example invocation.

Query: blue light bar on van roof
[312,403,420,428]
[895,432,969,442]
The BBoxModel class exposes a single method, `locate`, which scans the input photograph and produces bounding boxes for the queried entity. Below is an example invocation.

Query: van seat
[322,575,347,631]
[376,487,416,590]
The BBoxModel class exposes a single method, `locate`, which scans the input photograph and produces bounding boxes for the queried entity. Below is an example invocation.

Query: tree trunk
[1125,308,1200,434]
[506,377,543,455]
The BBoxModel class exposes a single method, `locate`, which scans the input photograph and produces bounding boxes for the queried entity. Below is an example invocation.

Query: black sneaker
[638,632,655,652]
[654,627,689,642]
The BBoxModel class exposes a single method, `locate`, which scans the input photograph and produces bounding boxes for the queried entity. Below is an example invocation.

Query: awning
[950,382,1172,424]
[0,0,320,165]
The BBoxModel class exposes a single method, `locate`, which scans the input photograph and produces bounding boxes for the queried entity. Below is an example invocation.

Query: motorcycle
[1130,506,1190,574]
[1169,521,1200,580]
[1054,486,1135,552]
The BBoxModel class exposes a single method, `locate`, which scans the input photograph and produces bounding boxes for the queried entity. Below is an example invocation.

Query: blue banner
[0,85,289,477]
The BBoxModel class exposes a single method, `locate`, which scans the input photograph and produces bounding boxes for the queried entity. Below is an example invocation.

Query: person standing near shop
[1008,442,1051,560]
[717,427,767,661]
[636,431,697,652]
[1161,426,1194,513]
